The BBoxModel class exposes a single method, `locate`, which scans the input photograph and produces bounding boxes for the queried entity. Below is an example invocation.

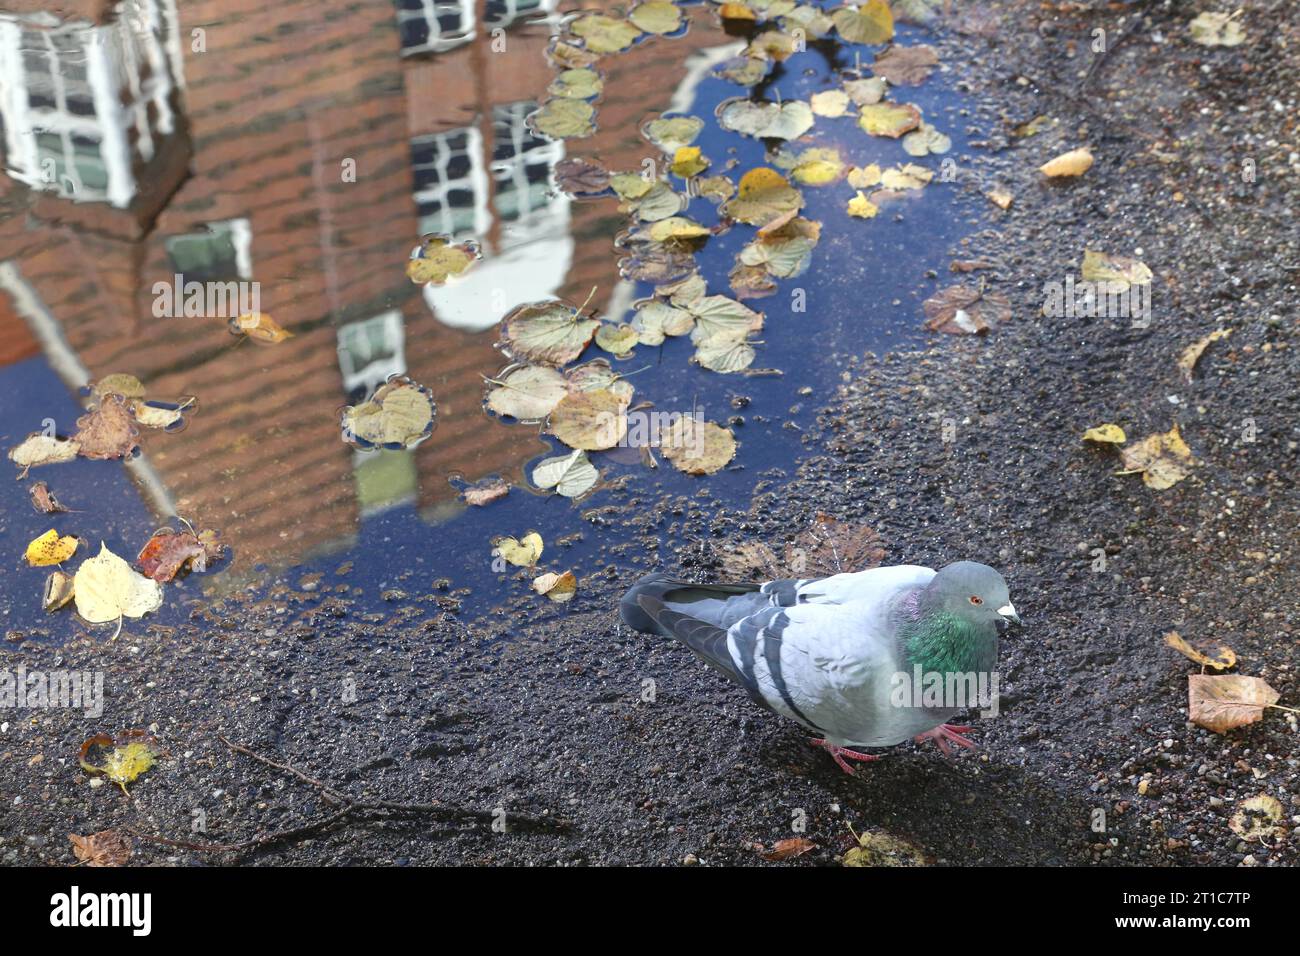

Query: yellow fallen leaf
[231,312,293,343]
[1117,425,1194,490]
[72,543,164,626]
[494,532,543,567]
[532,570,578,603]
[1082,423,1126,444]
[79,733,157,794]
[1177,328,1233,383]
[1188,674,1279,734]
[1229,796,1283,841]
[847,191,879,219]
[1164,631,1236,671]
[671,146,709,178]
[987,188,1013,209]
[1039,146,1094,178]
[25,529,79,567]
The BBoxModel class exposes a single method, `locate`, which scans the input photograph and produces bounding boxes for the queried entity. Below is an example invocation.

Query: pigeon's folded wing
[762,564,935,606]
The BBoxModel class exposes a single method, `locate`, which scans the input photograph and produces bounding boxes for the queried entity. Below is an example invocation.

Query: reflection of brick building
[0,0,735,582]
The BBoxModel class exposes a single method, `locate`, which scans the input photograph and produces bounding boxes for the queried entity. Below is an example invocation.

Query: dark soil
[3,0,1298,866]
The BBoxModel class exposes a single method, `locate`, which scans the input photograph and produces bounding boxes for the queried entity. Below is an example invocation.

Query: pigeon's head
[928,561,1021,634]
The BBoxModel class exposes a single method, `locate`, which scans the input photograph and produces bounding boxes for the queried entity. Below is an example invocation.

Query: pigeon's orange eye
[969,595,983,605]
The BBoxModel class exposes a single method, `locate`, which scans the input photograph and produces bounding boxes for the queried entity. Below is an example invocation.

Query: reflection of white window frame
[337,310,406,398]
[0,1,180,208]
[412,125,489,242]
[484,0,559,28]
[396,0,476,56]
[490,101,567,249]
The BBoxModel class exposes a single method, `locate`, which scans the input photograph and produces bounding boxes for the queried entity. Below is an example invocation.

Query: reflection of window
[165,218,251,282]
[337,311,405,404]
[0,2,180,206]
[412,126,488,240]
[395,0,476,55]
[491,101,566,244]
[484,0,558,28]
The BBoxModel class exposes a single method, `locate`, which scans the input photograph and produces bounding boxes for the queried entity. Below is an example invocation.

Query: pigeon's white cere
[997,603,1018,620]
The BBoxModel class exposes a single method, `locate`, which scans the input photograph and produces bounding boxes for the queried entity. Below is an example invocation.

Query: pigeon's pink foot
[914,723,977,758]
[809,738,881,774]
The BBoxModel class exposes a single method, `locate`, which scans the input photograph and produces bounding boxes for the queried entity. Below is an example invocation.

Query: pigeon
[620,561,1020,772]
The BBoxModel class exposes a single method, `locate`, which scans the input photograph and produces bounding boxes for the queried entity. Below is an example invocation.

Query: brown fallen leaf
[43,570,75,612]
[136,528,207,583]
[72,395,139,460]
[69,829,133,867]
[787,514,886,577]
[1164,631,1236,671]
[758,837,817,861]
[950,259,995,273]
[29,481,69,514]
[717,540,784,580]
[1177,328,1233,384]
[1188,674,1279,734]
[553,157,611,197]
[462,477,510,507]
[532,570,578,603]
[870,44,939,85]
[230,312,293,344]
[922,284,1011,334]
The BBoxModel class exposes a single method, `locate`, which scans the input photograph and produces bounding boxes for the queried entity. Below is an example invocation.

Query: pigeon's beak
[996,602,1022,627]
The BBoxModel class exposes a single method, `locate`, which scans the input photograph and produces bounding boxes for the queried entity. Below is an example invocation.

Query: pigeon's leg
[914,724,977,758]
[809,737,881,774]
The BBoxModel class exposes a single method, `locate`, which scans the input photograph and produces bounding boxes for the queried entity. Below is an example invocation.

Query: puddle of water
[0,1,980,641]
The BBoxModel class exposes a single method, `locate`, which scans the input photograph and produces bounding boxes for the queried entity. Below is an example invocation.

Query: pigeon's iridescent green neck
[896,594,993,675]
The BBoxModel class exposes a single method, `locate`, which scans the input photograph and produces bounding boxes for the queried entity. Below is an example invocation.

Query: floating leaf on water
[922,285,1011,334]
[694,335,757,373]
[1164,631,1236,671]
[610,172,655,201]
[485,364,569,421]
[901,122,951,156]
[136,527,217,582]
[9,433,80,477]
[29,480,68,514]
[642,115,704,153]
[633,300,695,345]
[595,323,639,356]
[554,157,611,197]
[548,388,629,450]
[494,532,543,567]
[91,373,146,400]
[230,312,293,343]
[697,175,736,202]
[43,570,76,612]
[69,830,133,867]
[738,216,821,279]
[616,229,699,283]
[717,98,814,140]
[783,4,835,37]
[872,43,939,85]
[78,731,158,794]
[73,543,164,627]
[569,13,641,53]
[843,76,887,105]
[565,359,636,403]
[529,98,596,139]
[880,162,933,190]
[721,168,803,226]
[342,379,436,449]
[746,29,798,62]
[407,235,481,285]
[729,262,778,300]
[719,1,758,19]
[1189,11,1245,47]
[532,570,578,603]
[689,295,764,343]
[648,216,711,242]
[1188,674,1279,734]
[1081,249,1152,292]
[547,39,600,69]
[847,164,882,188]
[832,0,894,44]
[532,449,599,498]
[629,0,683,34]
[1039,146,1094,178]
[26,529,79,567]
[660,418,737,474]
[73,395,138,460]
[716,56,770,87]
[548,68,603,99]
[462,476,510,507]
[631,182,688,222]
[858,102,921,137]
[670,146,710,178]
[846,191,879,218]
[810,89,850,117]
[657,272,708,308]
[501,300,600,366]
[1081,423,1126,444]
[775,146,845,186]
[1117,425,1194,490]
[1229,795,1284,841]
[1177,328,1233,383]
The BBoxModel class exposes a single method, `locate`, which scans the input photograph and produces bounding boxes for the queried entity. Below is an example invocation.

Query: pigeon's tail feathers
[619,572,679,634]
[634,593,743,685]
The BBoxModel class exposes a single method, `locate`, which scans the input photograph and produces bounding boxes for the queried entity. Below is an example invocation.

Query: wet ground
[2,0,1298,866]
